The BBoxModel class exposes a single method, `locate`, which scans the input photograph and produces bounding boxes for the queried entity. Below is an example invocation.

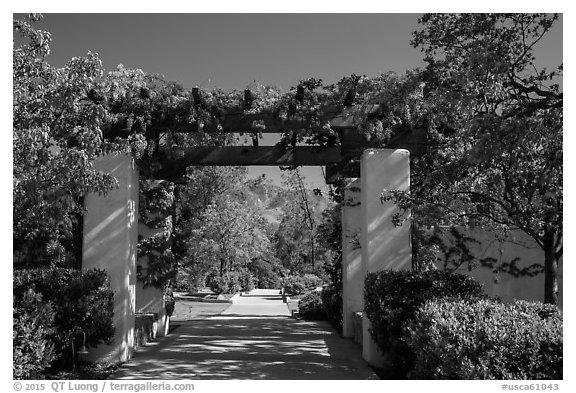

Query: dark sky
[36,13,426,91]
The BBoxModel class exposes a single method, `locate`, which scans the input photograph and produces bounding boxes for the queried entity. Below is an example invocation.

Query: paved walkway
[110,289,377,380]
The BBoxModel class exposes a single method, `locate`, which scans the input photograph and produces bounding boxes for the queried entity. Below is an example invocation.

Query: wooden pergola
[109,88,427,183]
[86,89,421,365]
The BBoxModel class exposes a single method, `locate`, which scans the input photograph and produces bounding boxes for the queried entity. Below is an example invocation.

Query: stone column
[82,153,138,363]
[360,149,411,365]
[341,179,363,338]
[136,220,169,338]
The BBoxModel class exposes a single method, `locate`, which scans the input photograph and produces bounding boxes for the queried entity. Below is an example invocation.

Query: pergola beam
[105,105,383,139]
[153,146,343,181]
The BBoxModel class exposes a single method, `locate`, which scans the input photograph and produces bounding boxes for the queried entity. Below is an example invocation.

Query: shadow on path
[111,291,377,380]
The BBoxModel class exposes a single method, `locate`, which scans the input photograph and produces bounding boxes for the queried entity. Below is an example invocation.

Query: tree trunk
[543,231,559,305]
[220,257,226,277]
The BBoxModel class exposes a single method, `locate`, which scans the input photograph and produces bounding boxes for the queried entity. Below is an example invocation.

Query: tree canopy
[382,13,562,303]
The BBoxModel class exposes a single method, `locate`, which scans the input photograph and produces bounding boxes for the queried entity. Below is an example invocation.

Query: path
[110,289,378,380]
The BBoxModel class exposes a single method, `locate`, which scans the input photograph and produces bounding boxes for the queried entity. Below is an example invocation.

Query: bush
[13,289,57,379]
[298,291,326,320]
[13,268,115,371]
[241,272,256,292]
[364,269,484,377]
[282,275,307,295]
[321,284,342,333]
[249,258,285,289]
[302,274,324,289]
[164,289,175,317]
[206,271,242,294]
[405,299,563,380]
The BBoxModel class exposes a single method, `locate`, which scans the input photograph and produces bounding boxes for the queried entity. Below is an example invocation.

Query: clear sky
[12,10,564,190]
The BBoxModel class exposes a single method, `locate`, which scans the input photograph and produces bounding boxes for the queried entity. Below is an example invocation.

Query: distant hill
[242,175,332,229]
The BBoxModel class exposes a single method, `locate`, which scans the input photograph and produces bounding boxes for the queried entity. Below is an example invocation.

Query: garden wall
[436,227,563,308]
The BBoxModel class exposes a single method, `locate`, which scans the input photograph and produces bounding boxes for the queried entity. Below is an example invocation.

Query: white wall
[82,153,138,363]
[360,149,412,365]
[437,227,563,308]
[342,179,363,338]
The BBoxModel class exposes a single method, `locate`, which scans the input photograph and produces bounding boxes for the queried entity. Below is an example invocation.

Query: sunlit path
[110,289,377,380]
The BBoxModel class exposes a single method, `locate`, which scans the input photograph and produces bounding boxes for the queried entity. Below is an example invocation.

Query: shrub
[321,284,342,334]
[13,289,57,379]
[298,291,326,320]
[282,275,306,295]
[241,272,256,292]
[364,269,484,376]
[405,299,563,380]
[206,271,242,294]
[249,258,285,289]
[302,274,324,289]
[164,289,175,317]
[13,268,115,370]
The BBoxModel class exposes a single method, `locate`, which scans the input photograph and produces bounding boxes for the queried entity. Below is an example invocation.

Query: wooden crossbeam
[153,146,343,181]
[105,104,382,139]
[325,161,360,184]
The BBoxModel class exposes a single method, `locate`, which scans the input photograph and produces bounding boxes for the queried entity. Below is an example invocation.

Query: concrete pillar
[360,149,411,365]
[136,220,169,338]
[135,281,168,337]
[342,179,363,338]
[82,153,138,363]
[136,180,174,337]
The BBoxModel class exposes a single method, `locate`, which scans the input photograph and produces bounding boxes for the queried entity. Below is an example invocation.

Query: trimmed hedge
[364,269,484,376]
[298,291,326,320]
[13,268,115,376]
[405,299,563,380]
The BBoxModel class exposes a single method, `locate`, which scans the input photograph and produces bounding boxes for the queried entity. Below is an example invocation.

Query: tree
[13,14,125,268]
[188,194,270,282]
[381,14,562,304]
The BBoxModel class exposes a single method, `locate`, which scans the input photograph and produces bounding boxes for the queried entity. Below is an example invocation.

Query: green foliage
[164,288,175,317]
[317,203,343,286]
[282,275,307,296]
[205,271,242,295]
[241,272,256,292]
[248,257,286,289]
[400,13,562,303]
[302,273,324,289]
[13,268,115,369]
[321,284,343,333]
[13,15,121,269]
[13,288,57,379]
[364,269,484,377]
[406,299,563,380]
[298,291,326,320]
[137,179,177,289]
[186,189,270,285]
[275,168,334,275]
